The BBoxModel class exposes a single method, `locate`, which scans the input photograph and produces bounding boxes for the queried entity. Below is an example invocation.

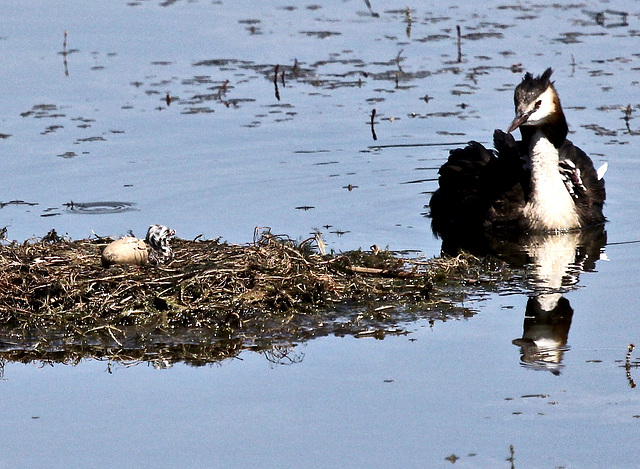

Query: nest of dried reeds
[0,229,511,366]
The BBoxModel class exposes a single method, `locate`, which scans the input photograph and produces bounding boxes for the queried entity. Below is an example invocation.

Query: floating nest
[0,229,514,368]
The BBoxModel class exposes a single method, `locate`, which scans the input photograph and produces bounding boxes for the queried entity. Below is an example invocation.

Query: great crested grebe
[429,68,606,245]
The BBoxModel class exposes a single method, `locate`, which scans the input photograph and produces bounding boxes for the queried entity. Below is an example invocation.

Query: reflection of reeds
[0,229,512,366]
[0,332,246,375]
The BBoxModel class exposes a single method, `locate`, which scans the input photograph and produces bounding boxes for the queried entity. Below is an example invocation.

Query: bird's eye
[534,100,542,109]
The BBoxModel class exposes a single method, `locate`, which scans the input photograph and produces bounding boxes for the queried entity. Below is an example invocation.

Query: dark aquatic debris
[0,229,514,367]
[0,200,38,209]
[583,9,629,28]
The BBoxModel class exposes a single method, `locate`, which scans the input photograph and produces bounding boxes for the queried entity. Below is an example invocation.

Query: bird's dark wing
[429,130,528,241]
[558,140,606,226]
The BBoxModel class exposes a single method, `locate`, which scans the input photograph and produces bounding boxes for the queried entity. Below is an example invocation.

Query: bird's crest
[515,68,554,105]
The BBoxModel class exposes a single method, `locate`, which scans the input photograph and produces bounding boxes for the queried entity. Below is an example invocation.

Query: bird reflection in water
[432,225,606,374]
[511,226,606,374]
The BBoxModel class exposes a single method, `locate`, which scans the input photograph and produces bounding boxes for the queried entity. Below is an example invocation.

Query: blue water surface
[1,1,640,467]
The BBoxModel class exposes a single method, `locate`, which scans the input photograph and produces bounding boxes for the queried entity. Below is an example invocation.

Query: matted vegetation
[0,229,515,367]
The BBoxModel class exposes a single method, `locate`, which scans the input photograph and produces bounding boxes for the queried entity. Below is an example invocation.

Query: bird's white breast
[523,132,580,231]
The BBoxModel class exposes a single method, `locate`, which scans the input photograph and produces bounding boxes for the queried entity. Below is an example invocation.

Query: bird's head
[507,68,562,133]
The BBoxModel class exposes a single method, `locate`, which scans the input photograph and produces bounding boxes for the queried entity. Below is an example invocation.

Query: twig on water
[395,49,404,89]
[456,25,462,63]
[363,0,379,17]
[273,64,281,101]
[622,105,639,135]
[396,49,404,74]
[62,30,69,76]
[370,108,378,141]
[215,79,230,100]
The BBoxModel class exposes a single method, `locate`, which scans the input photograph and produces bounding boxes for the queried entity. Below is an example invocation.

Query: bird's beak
[507,111,529,133]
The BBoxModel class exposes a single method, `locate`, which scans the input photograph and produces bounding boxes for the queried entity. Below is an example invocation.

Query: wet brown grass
[0,229,512,366]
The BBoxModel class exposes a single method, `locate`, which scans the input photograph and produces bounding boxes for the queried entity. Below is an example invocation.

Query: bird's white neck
[523,130,579,231]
